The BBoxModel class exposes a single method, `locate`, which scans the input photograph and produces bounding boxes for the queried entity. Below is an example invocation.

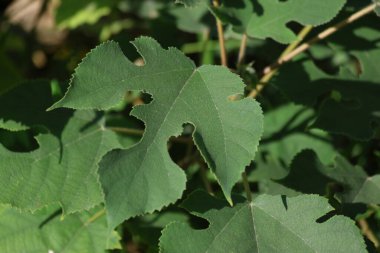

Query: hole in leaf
[141,92,153,104]
[0,128,39,152]
[188,214,210,230]
[169,123,195,168]
[281,195,288,210]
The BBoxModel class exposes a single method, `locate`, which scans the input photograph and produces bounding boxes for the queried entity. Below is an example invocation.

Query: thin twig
[249,25,313,98]
[237,33,248,67]
[249,26,312,97]
[358,219,380,248]
[280,25,313,58]
[248,3,376,98]
[242,171,252,202]
[212,0,228,66]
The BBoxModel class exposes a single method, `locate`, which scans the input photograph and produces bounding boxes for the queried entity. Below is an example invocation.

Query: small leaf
[169,3,210,34]
[159,191,367,253]
[56,0,114,29]
[50,37,263,228]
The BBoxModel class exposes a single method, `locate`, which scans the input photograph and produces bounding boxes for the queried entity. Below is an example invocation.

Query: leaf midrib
[254,204,317,253]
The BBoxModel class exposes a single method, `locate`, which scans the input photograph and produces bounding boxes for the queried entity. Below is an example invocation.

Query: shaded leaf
[0,80,71,134]
[127,211,189,252]
[274,43,380,140]
[277,149,380,204]
[325,156,380,204]
[169,3,210,34]
[276,149,334,195]
[259,104,334,165]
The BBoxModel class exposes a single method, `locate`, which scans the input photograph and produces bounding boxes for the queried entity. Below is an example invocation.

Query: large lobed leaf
[159,191,367,253]
[50,37,263,229]
[0,205,120,253]
[0,110,121,213]
[211,0,346,43]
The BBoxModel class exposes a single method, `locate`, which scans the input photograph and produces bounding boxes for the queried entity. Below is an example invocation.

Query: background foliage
[0,0,379,252]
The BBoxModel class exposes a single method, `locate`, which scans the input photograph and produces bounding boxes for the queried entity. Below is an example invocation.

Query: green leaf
[159,191,367,253]
[0,110,121,213]
[0,80,71,134]
[251,104,334,185]
[276,149,334,195]
[273,25,380,140]
[127,211,189,252]
[259,104,335,165]
[277,149,380,204]
[169,4,210,34]
[325,156,380,204]
[50,37,263,228]
[274,47,380,140]
[0,205,120,253]
[212,0,346,43]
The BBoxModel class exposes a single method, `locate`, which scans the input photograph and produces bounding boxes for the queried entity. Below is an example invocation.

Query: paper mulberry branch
[212,0,228,66]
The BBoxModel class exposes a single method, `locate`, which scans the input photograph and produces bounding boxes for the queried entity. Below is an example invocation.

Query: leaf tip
[226,196,234,206]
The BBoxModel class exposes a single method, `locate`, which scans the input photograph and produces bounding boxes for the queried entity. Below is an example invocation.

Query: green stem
[237,33,248,68]
[212,0,228,66]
